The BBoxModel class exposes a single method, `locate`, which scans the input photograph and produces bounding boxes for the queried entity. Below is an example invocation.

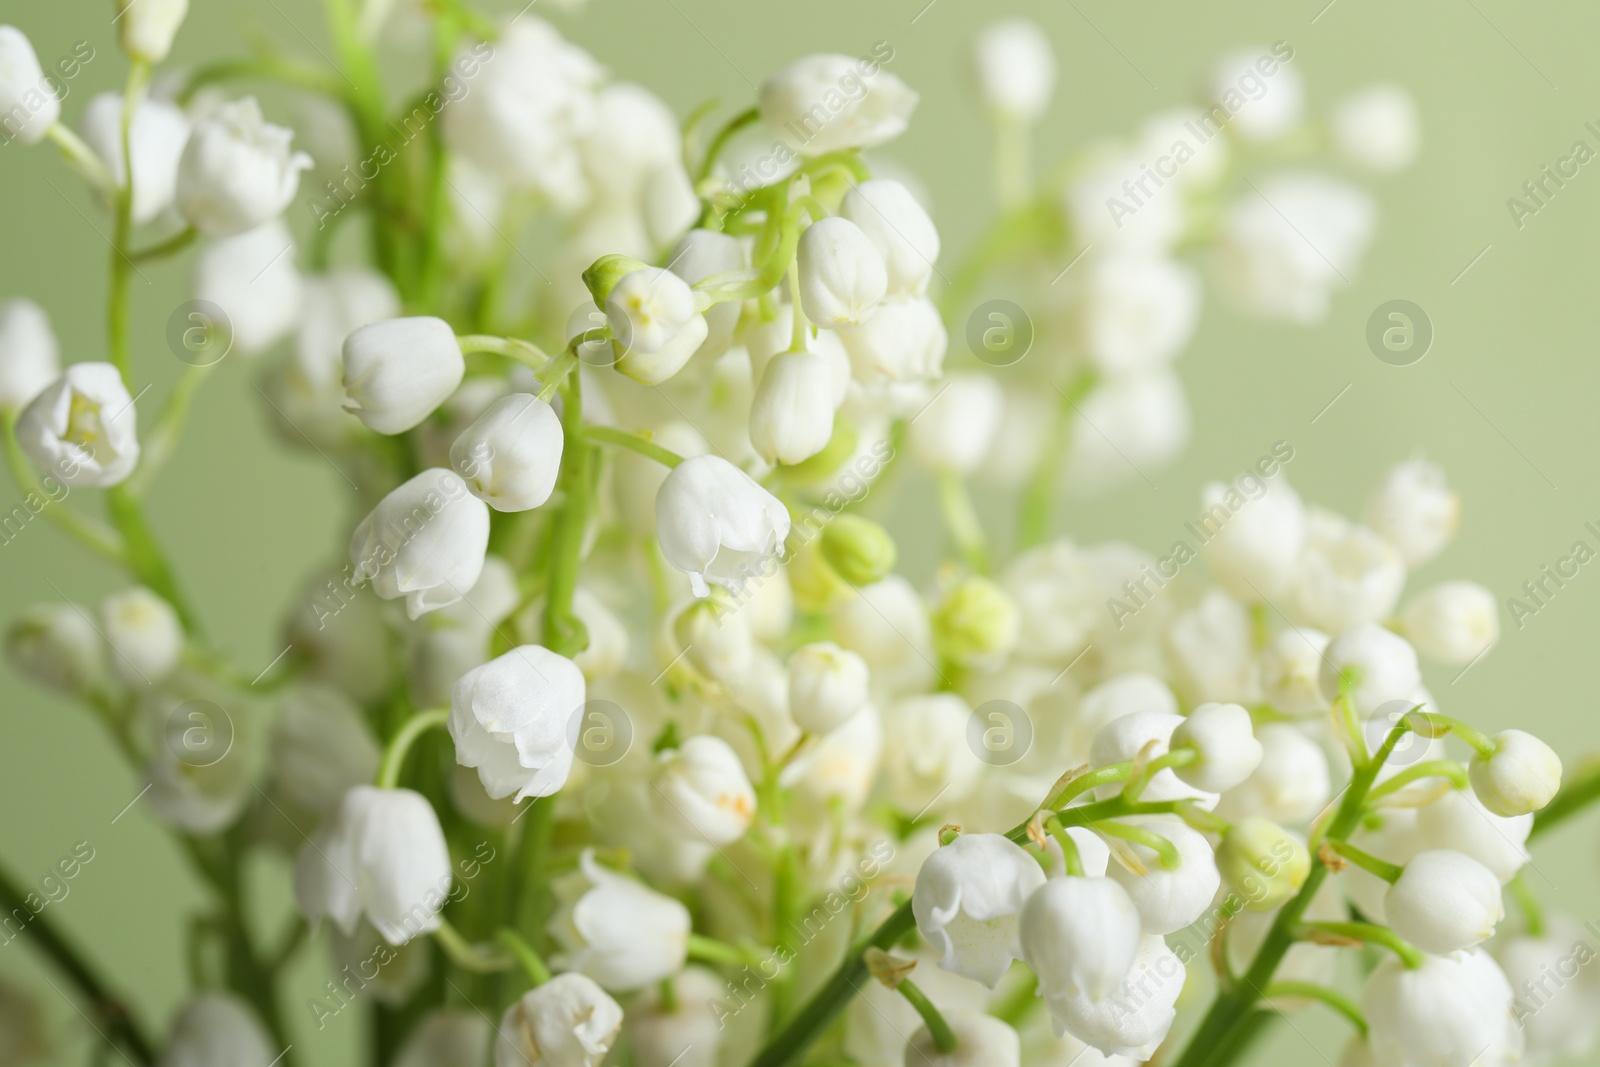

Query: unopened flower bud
[342,317,466,435]
[175,97,311,237]
[115,0,188,63]
[797,217,888,328]
[971,19,1055,122]
[654,735,757,845]
[905,1010,1020,1067]
[1216,817,1309,911]
[1469,729,1561,817]
[100,587,183,684]
[0,28,60,145]
[1171,702,1263,793]
[750,350,836,466]
[604,267,708,384]
[581,253,651,309]
[820,515,897,587]
[787,539,849,613]
[672,597,753,684]
[6,602,104,694]
[1400,581,1498,665]
[931,575,1018,667]
[1385,848,1502,955]
[787,641,869,734]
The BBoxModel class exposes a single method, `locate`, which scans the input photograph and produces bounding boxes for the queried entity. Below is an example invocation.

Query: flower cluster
[0,7,1592,1067]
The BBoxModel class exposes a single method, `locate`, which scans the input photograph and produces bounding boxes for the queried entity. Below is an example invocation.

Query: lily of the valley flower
[349,468,490,618]
[114,0,188,63]
[750,349,837,466]
[797,217,888,328]
[495,972,623,1067]
[100,586,182,684]
[16,362,140,487]
[160,993,275,1067]
[758,54,918,155]
[175,97,311,237]
[0,28,59,145]
[971,20,1055,122]
[1361,950,1518,1067]
[1384,848,1503,955]
[450,644,584,801]
[787,641,870,734]
[1020,875,1142,1002]
[450,393,564,511]
[549,849,691,990]
[912,832,1046,988]
[0,297,58,410]
[293,785,453,945]
[342,317,466,435]
[1468,729,1562,817]
[653,735,757,845]
[655,455,791,598]
[81,93,190,225]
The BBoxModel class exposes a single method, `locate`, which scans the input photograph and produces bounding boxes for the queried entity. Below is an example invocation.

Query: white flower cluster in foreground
[1,9,1589,1067]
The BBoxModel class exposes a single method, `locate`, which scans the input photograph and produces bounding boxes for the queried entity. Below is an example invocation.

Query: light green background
[2,0,1598,1064]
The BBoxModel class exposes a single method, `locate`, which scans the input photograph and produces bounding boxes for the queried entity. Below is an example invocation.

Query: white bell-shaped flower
[450,393,564,512]
[495,972,623,1067]
[115,0,188,63]
[192,220,303,356]
[1171,702,1263,793]
[1072,252,1201,375]
[100,587,183,684]
[342,317,466,434]
[605,267,708,384]
[1385,849,1504,955]
[1365,459,1459,568]
[1469,729,1562,817]
[655,455,791,598]
[1208,48,1304,141]
[450,644,584,801]
[840,180,940,297]
[159,993,274,1067]
[293,785,453,945]
[1493,916,1600,1064]
[759,54,918,155]
[787,641,869,734]
[1199,476,1307,603]
[1214,723,1330,826]
[653,735,757,845]
[1362,950,1519,1067]
[837,295,946,384]
[16,362,139,487]
[1317,623,1420,718]
[1020,875,1141,1003]
[1256,627,1330,718]
[1292,518,1405,634]
[82,93,191,225]
[1090,711,1216,807]
[1331,84,1419,173]
[349,468,490,618]
[1103,816,1221,935]
[750,349,837,465]
[175,97,311,237]
[1043,934,1183,1060]
[0,28,59,145]
[912,832,1047,988]
[905,1010,1020,1067]
[549,849,691,990]
[797,217,888,328]
[1400,581,1498,665]
[629,968,726,1067]
[881,694,983,813]
[0,297,58,410]
[5,601,105,695]
[971,20,1054,121]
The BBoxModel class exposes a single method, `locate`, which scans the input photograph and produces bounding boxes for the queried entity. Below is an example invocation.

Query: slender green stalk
[0,860,156,1064]
[1044,816,1084,876]
[582,426,685,469]
[1,411,125,563]
[107,60,149,380]
[1121,747,1198,803]
[1325,840,1403,883]
[896,979,956,1053]
[1407,711,1496,759]
[1508,874,1546,937]
[127,363,216,496]
[45,123,115,191]
[129,227,199,264]
[179,55,352,106]
[935,470,989,574]
[435,919,512,973]
[1094,819,1181,870]
[697,106,760,182]
[1364,760,1468,806]
[107,485,203,634]
[686,934,756,967]
[542,374,592,659]
[496,928,553,986]
[1041,762,1132,810]
[1263,982,1367,1036]
[376,709,449,788]
[536,351,580,403]
[1016,370,1096,549]
[455,334,551,369]
[1299,921,1424,969]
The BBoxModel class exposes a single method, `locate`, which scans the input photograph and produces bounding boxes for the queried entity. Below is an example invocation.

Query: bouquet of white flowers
[2,5,1591,1067]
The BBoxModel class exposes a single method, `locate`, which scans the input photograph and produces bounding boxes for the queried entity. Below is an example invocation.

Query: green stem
[697,106,760,183]
[45,123,115,191]
[1044,816,1084,877]
[1326,840,1402,883]
[434,918,511,973]
[747,901,916,1067]
[989,972,1039,1027]
[496,928,552,986]
[376,709,449,788]
[1016,369,1095,549]
[1169,720,1413,1067]
[686,934,756,967]
[896,979,956,1054]
[107,60,149,381]
[1042,762,1132,811]
[128,227,199,264]
[542,374,592,659]
[1299,921,1425,970]
[0,859,156,1064]
[1363,760,1469,806]
[1263,982,1367,1036]
[1121,747,1198,803]
[536,351,579,403]
[582,426,685,469]
[935,470,989,574]
[179,55,352,106]
[1508,874,1545,937]
[1407,711,1496,759]
[1094,819,1181,871]
[107,486,202,634]
[455,334,551,370]
[1530,758,1600,841]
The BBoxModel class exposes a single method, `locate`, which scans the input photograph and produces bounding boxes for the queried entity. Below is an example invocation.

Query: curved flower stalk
[0,10,1593,1067]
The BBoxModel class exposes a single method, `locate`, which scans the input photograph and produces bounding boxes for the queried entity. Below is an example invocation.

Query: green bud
[930,575,1018,667]
[821,514,897,587]
[788,540,848,614]
[582,253,650,308]
[1216,817,1310,911]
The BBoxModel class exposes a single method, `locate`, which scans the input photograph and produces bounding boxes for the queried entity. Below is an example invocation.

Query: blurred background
[2,0,1597,1063]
